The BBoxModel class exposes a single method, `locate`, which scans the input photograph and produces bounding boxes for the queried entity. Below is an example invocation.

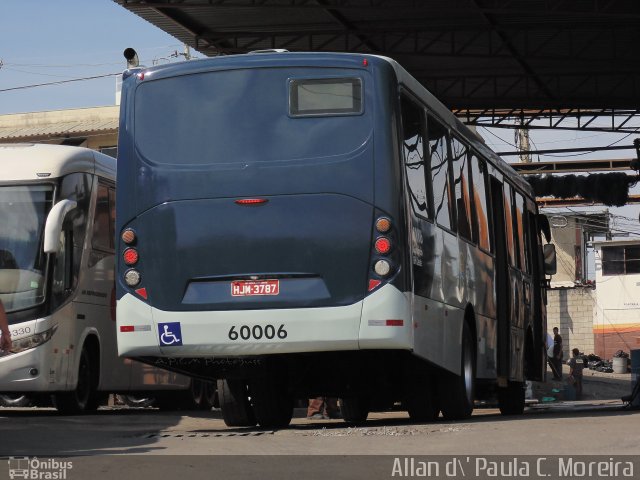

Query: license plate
[231,279,280,297]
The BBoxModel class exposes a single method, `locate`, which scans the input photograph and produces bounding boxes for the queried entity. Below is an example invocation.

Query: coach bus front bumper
[116,283,413,358]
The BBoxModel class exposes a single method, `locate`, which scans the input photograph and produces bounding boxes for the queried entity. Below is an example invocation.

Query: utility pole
[515,115,531,163]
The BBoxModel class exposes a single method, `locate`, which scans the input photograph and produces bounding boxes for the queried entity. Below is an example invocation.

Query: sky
[0,1,204,114]
[1,0,639,250]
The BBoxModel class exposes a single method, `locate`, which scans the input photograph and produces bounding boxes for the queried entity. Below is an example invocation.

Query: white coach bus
[0,144,204,413]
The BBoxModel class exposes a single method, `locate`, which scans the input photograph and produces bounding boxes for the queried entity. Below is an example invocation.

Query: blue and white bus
[116,52,555,427]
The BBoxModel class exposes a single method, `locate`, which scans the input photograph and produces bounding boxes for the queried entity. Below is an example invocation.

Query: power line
[0,73,120,93]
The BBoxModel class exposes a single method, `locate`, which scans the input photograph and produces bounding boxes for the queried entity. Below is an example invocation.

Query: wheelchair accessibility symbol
[158,322,183,346]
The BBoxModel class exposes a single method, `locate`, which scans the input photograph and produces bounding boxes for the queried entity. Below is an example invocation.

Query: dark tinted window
[401,96,429,218]
[290,78,362,116]
[451,136,471,240]
[503,183,516,267]
[135,69,370,166]
[470,155,491,251]
[93,185,111,251]
[427,116,452,230]
[625,246,640,274]
[602,247,624,275]
[602,245,640,275]
[514,192,527,271]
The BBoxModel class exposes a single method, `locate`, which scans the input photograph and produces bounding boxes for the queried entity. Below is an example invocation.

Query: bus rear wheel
[248,376,293,429]
[440,323,475,420]
[498,382,525,415]
[341,396,370,424]
[217,379,256,427]
[53,347,99,414]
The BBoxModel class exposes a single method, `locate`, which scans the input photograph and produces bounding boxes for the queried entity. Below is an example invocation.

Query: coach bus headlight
[124,269,141,287]
[9,326,58,355]
[374,260,391,277]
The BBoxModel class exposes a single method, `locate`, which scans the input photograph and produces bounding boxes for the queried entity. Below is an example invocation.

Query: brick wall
[546,287,595,358]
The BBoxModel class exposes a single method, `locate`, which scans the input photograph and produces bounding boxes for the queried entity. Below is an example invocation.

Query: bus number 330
[228,324,288,341]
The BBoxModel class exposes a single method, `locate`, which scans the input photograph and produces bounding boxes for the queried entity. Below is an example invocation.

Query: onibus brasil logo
[8,457,72,479]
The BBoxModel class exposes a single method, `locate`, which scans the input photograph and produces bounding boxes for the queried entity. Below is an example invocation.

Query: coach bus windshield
[0,185,53,312]
[133,68,370,166]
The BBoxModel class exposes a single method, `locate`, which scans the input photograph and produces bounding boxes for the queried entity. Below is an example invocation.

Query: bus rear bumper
[117,284,413,358]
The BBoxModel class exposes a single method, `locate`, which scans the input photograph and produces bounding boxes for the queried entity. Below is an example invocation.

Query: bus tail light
[123,248,139,266]
[374,237,392,254]
[374,260,391,276]
[121,227,147,300]
[368,215,398,293]
[124,269,141,287]
[375,217,391,233]
[122,228,136,245]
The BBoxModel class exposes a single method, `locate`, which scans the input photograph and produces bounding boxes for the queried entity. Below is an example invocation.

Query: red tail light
[374,237,392,254]
[235,198,268,205]
[123,248,139,266]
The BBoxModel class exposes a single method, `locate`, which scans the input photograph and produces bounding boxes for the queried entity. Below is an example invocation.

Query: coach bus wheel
[405,377,440,422]
[440,323,475,420]
[341,396,370,424]
[0,394,32,408]
[248,376,293,429]
[498,382,525,415]
[217,379,257,427]
[53,347,98,414]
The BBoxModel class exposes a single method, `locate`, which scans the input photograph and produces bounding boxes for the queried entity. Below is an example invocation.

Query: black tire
[440,323,475,420]
[0,394,32,408]
[53,347,99,414]
[498,382,525,415]
[405,376,440,422]
[341,396,370,424]
[217,379,256,427]
[248,375,293,429]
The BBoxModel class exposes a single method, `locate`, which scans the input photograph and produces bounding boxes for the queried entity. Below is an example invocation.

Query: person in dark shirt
[567,348,585,399]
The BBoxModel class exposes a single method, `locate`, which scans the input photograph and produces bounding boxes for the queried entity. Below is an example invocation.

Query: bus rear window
[290,78,362,116]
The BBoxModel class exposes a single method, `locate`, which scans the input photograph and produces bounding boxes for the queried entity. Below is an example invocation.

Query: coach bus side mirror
[44,199,78,254]
[543,243,557,276]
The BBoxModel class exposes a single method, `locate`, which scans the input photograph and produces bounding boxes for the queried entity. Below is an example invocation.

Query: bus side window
[51,173,91,309]
[93,184,113,252]
[451,136,472,241]
[400,95,430,218]
[427,115,453,230]
[469,155,491,252]
[514,192,527,273]
[503,183,516,267]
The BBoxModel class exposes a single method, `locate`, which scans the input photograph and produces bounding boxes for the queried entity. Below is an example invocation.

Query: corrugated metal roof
[0,119,118,141]
[0,107,119,142]
[114,0,640,110]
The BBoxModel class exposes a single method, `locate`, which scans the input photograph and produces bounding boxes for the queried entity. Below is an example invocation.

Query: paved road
[1,402,638,479]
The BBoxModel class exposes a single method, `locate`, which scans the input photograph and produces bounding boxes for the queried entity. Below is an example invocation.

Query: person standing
[551,326,563,380]
[307,397,341,420]
[0,299,12,352]
[567,348,585,399]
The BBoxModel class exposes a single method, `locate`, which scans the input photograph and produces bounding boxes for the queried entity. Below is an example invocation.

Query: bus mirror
[538,214,551,243]
[44,199,78,254]
[543,243,557,276]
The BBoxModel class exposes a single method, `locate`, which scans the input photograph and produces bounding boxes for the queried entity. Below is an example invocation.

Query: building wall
[546,287,595,358]
[593,242,640,359]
